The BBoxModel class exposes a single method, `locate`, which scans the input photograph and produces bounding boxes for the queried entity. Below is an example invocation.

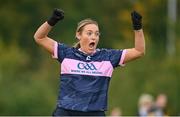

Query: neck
[78,48,96,55]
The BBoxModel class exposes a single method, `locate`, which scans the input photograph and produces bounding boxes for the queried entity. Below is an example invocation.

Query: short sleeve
[52,41,70,63]
[108,49,127,68]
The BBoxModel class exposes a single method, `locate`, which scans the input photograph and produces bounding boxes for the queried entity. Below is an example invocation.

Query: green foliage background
[0,0,179,115]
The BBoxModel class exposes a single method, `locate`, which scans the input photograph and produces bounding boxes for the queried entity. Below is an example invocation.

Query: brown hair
[73,18,99,48]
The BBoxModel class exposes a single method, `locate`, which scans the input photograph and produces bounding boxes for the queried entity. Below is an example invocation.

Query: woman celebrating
[34,8,145,116]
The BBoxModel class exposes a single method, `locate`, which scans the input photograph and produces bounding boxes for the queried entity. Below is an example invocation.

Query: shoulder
[56,43,74,60]
[98,48,123,55]
[57,43,74,52]
[93,48,112,61]
[98,48,111,53]
[58,43,71,49]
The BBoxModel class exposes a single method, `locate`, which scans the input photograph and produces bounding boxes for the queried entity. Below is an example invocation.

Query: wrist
[134,28,142,31]
[47,17,60,26]
[133,23,142,30]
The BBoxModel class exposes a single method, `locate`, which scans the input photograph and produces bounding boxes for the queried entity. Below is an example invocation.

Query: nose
[91,33,98,40]
[91,36,96,40]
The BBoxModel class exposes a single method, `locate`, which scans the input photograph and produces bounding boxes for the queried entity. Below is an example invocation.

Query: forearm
[123,11,145,63]
[124,29,145,63]
[134,29,145,54]
[34,22,52,40]
[33,8,64,54]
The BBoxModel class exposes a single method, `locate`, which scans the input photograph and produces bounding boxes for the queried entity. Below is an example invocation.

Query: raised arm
[123,11,145,63]
[34,8,64,54]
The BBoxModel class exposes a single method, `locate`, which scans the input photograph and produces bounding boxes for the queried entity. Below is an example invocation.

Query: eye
[87,32,92,36]
[95,32,100,37]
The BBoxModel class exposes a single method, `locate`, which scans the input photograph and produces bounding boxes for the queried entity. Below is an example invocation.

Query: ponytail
[73,41,80,48]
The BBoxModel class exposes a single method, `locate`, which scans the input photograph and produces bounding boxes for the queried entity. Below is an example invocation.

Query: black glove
[47,8,64,26]
[131,11,142,30]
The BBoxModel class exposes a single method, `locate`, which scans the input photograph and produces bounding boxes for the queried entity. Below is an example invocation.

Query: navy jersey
[52,42,126,112]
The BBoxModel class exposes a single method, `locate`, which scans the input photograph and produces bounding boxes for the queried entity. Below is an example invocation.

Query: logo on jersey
[77,62,97,70]
[86,56,91,60]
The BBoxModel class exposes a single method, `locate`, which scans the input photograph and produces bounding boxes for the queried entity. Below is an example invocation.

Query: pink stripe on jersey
[52,41,58,59]
[119,49,126,66]
[61,58,113,77]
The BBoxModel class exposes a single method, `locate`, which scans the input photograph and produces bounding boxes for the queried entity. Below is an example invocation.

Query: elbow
[33,33,39,43]
[140,51,145,57]
[138,50,145,58]
[33,33,42,44]
[135,48,145,58]
[135,46,145,58]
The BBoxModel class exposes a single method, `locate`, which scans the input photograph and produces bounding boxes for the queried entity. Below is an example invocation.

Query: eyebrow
[85,30,99,32]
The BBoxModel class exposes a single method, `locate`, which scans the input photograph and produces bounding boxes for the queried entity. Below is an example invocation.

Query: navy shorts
[52,107,106,116]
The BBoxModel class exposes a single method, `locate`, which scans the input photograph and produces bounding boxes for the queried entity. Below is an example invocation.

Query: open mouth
[89,42,95,48]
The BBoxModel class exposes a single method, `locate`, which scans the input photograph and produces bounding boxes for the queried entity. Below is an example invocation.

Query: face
[76,24,100,55]
[156,95,167,108]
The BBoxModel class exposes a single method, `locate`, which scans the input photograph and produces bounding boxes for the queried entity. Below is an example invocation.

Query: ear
[76,32,81,40]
